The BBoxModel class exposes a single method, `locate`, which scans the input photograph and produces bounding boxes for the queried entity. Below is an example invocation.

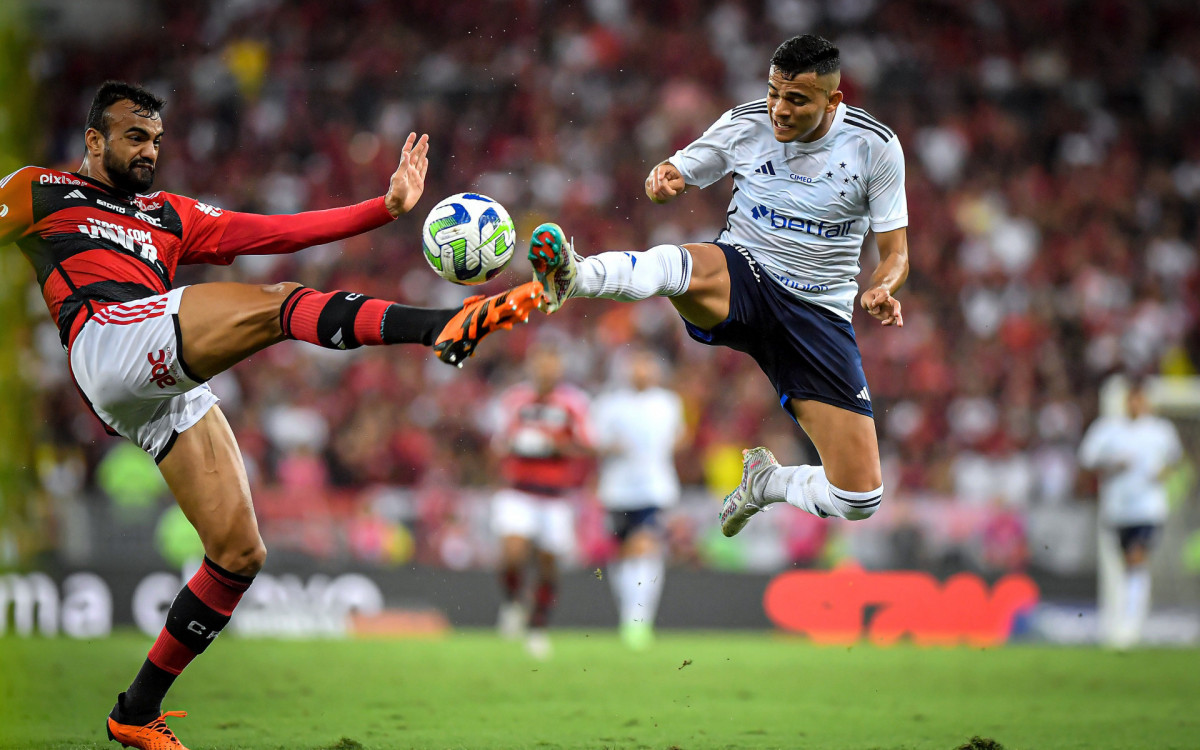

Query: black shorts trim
[154,430,181,464]
[172,312,209,384]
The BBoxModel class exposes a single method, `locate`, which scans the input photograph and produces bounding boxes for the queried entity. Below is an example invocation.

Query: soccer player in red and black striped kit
[0,81,542,749]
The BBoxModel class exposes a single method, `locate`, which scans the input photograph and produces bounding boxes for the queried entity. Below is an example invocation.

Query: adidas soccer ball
[421,193,516,285]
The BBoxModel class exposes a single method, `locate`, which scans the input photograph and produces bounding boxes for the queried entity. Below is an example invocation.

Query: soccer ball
[421,193,516,285]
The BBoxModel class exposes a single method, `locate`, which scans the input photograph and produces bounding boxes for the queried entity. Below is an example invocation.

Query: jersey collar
[70,171,139,202]
[783,103,845,155]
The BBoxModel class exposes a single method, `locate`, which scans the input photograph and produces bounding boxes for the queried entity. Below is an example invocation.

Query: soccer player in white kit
[1079,380,1183,648]
[591,349,686,649]
[527,35,908,534]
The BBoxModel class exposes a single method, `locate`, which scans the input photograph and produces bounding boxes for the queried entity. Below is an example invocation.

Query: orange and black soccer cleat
[433,280,543,367]
[106,710,189,749]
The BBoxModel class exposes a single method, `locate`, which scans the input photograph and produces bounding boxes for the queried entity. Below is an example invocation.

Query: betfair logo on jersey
[750,205,854,239]
[194,202,223,217]
[77,217,159,264]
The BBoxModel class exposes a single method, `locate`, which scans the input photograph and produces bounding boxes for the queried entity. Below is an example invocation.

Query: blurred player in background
[492,343,592,659]
[1079,379,1183,649]
[527,35,907,535]
[591,348,685,650]
[0,81,540,749]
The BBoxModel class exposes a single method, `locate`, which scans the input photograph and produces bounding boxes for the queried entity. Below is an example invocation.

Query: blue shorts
[1116,524,1159,554]
[683,242,873,418]
[606,507,662,543]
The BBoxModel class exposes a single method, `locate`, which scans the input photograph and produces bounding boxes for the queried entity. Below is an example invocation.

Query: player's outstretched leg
[175,279,542,380]
[528,223,700,314]
[277,280,542,367]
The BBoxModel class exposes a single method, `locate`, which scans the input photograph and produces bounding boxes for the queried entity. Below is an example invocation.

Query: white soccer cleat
[527,222,581,313]
[719,447,780,537]
[525,628,552,660]
[497,601,527,640]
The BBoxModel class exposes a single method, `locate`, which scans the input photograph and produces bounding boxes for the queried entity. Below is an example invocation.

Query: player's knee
[264,281,304,298]
[209,536,267,577]
[827,483,883,521]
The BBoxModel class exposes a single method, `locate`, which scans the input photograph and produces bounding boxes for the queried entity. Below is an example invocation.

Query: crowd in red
[26,0,1200,568]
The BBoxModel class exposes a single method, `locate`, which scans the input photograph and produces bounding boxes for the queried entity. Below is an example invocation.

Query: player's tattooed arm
[384,132,431,218]
[645,161,689,204]
[861,226,908,328]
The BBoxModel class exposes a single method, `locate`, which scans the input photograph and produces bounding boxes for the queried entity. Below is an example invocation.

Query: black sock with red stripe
[278,287,456,349]
[114,557,254,725]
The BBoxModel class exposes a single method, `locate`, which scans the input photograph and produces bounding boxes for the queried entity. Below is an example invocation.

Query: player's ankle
[760,463,788,504]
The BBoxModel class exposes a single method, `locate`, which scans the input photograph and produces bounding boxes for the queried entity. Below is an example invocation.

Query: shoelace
[144,711,187,741]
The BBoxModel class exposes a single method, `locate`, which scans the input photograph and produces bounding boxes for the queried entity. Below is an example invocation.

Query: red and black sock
[501,567,523,603]
[115,557,254,725]
[529,579,557,630]
[279,287,456,349]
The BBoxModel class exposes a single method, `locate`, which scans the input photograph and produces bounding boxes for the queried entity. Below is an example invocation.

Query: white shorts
[492,489,577,557]
[69,287,218,461]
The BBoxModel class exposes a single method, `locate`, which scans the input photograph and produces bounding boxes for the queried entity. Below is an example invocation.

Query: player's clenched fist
[861,287,903,327]
[645,161,687,204]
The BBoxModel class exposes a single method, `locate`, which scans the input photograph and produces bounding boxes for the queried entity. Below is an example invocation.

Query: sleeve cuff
[371,195,396,222]
[871,216,908,233]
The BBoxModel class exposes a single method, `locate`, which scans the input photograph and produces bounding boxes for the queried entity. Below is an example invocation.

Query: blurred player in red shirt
[0,81,541,749]
[491,343,592,659]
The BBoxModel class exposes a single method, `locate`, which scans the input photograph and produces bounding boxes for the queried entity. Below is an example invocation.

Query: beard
[103,147,155,194]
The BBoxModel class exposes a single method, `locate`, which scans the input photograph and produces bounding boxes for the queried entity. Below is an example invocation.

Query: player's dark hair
[771,35,840,78]
[86,81,165,135]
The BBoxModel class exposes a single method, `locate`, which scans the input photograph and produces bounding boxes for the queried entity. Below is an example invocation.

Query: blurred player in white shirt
[491,344,592,658]
[1079,380,1183,648]
[592,349,686,650]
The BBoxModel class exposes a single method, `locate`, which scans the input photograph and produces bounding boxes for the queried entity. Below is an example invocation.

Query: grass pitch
[2,631,1198,749]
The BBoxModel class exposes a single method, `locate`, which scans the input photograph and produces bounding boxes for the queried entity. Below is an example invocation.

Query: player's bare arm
[644,161,687,204]
[860,227,908,327]
[384,133,431,217]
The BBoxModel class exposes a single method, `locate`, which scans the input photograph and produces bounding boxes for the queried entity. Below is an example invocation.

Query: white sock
[575,244,692,301]
[619,555,665,627]
[615,558,645,624]
[1123,567,1151,645]
[762,464,882,521]
[607,560,627,620]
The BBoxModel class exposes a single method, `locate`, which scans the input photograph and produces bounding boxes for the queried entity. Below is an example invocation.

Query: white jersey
[1079,414,1183,526]
[668,100,907,320]
[591,386,684,510]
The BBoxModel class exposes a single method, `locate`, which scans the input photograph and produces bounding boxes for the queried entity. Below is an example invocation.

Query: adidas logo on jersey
[754,160,777,176]
[856,387,871,402]
[64,189,87,200]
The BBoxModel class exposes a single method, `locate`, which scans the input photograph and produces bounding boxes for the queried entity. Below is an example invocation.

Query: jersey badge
[754,160,777,176]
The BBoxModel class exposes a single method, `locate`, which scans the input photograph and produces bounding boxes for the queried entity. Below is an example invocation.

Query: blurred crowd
[22,0,1200,570]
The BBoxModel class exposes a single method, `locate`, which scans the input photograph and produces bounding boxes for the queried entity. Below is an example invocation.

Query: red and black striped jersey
[494,383,593,495]
[0,166,395,348]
